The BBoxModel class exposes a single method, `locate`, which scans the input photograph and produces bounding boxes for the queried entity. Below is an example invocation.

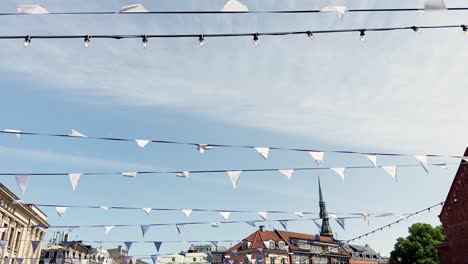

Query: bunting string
[345,201,444,242]
[1,129,466,159]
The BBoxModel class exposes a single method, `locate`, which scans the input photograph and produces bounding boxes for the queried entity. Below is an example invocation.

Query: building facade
[342,244,387,264]
[0,183,49,264]
[437,148,468,264]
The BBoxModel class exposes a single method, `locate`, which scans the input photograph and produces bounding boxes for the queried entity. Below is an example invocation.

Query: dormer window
[242,241,249,250]
[279,241,285,249]
[269,241,275,249]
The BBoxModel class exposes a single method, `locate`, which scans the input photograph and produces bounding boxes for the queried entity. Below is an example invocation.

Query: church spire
[318,177,333,237]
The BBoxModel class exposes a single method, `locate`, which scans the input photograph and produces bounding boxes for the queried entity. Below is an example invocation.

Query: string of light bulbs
[1,128,466,159]
[6,24,468,49]
[345,201,444,242]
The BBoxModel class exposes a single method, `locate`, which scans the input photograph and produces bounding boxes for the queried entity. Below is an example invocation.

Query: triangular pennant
[176,171,190,178]
[361,213,369,225]
[70,129,87,138]
[313,219,322,230]
[246,255,252,261]
[415,155,429,173]
[150,255,158,264]
[231,249,238,255]
[257,248,263,253]
[336,218,345,230]
[16,5,48,14]
[383,166,397,181]
[314,234,320,241]
[140,225,150,237]
[17,258,24,264]
[308,151,324,166]
[0,241,7,251]
[331,168,345,180]
[245,221,256,227]
[153,242,162,252]
[100,206,109,211]
[424,0,446,11]
[219,211,231,221]
[104,226,114,234]
[63,241,72,249]
[254,147,270,160]
[211,241,218,247]
[196,144,213,154]
[122,172,137,178]
[258,211,268,220]
[135,139,150,148]
[143,208,152,215]
[252,260,257,264]
[125,257,131,264]
[320,6,348,19]
[176,224,184,235]
[294,212,303,218]
[221,0,248,12]
[124,241,133,252]
[56,207,68,217]
[279,220,288,230]
[3,129,22,137]
[43,258,51,264]
[69,173,82,191]
[364,154,377,167]
[227,171,241,189]
[119,4,148,13]
[132,258,138,264]
[279,169,294,180]
[31,240,40,253]
[182,209,192,217]
[16,175,30,194]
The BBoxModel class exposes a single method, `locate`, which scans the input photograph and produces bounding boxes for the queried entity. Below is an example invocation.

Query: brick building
[437,148,468,264]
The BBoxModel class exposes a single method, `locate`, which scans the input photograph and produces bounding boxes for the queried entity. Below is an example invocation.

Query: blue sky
[0,0,466,258]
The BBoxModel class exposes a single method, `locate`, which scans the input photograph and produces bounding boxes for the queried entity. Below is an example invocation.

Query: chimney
[259,225,266,232]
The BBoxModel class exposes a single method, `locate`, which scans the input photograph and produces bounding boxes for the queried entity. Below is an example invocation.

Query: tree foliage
[390,223,446,264]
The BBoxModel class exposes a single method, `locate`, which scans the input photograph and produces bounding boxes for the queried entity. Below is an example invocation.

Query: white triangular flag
[415,155,429,173]
[122,172,137,178]
[308,151,324,166]
[331,168,345,180]
[56,207,68,217]
[361,213,369,225]
[100,206,109,211]
[254,147,270,160]
[3,129,21,137]
[176,171,190,178]
[70,129,87,138]
[278,169,294,180]
[143,208,152,215]
[17,5,48,14]
[69,173,82,191]
[246,254,252,261]
[227,171,241,189]
[219,211,231,221]
[119,4,148,13]
[424,0,446,11]
[135,139,150,148]
[16,175,30,194]
[196,144,213,154]
[221,0,248,12]
[182,209,192,217]
[364,154,377,167]
[258,211,268,220]
[383,166,397,181]
[104,226,114,234]
[294,212,303,218]
[320,6,348,19]
[43,258,51,264]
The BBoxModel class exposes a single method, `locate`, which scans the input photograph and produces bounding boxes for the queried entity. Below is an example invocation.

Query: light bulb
[199,34,205,48]
[84,35,91,48]
[360,30,366,42]
[142,35,149,48]
[253,33,259,48]
[412,26,422,34]
[307,31,314,40]
[23,36,31,48]
[463,25,468,36]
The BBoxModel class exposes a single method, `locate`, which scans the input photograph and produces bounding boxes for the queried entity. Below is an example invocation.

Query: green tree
[390,223,445,264]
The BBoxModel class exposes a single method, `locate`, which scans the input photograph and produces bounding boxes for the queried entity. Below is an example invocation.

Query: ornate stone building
[0,183,50,263]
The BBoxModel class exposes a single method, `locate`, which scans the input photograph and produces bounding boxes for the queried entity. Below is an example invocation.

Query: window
[278,242,285,250]
[57,251,63,258]
[8,228,15,248]
[270,257,276,264]
[1,224,7,240]
[242,241,249,250]
[193,258,197,261]
[292,255,310,264]
[331,259,346,264]
[269,241,275,249]
[328,246,338,253]
[256,256,263,264]
[172,257,176,262]
[296,241,310,250]
[50,252,55,259]
[14,232,21,251]
[280,258,287,264]
[313,257,328,264]
[310,245,322,253]
[243,256,250,264]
